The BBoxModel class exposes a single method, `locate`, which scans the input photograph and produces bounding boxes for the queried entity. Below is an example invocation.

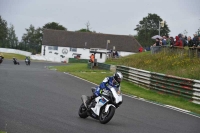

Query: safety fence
[116,65,200,105]
[87,62,116,72]
[151,46,200,58]
[68,58,88,63]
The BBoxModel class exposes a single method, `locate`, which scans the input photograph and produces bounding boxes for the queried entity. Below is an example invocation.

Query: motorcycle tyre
[99,106,115,124]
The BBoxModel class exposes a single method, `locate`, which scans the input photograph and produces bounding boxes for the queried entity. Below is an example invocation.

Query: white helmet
[113,71,123,84]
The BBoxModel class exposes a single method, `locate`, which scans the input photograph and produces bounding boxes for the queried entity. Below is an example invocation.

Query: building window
[48,46,58,50]
[100,53,102,59]
[70,47,77,52]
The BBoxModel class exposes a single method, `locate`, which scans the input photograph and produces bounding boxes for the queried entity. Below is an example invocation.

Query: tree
[7,24,18,48]
[77,28,92,32]
[43,22,67,30]
[0,16,8,47]
[21,24,41,53]
[134,13,170,46]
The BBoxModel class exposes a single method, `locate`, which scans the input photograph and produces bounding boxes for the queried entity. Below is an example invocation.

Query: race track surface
[0,60,199,133]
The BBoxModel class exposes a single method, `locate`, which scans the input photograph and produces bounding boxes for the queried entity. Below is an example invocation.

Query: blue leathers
[94,76,120,96]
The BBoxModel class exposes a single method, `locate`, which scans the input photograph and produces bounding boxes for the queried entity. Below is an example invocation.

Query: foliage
[6,24,18,48]
[43,22,67,30]
[0,16,8,47]
[134,13,170,47]
[106,49,200,80]
[21,25,42,54]
[77,28,92,32]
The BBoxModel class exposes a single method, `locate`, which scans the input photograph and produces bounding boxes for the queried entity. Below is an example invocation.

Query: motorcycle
[25,59,30,65]
[78,87,123,124]
[0,56,4,64]
[13,59,20,65]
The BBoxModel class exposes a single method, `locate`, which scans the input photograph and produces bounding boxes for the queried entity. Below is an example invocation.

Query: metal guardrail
[68,58,89,63]
[151,46,200,58]
[116,65,200,105]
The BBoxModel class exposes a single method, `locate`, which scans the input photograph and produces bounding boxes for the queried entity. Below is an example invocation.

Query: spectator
[115,51,119,58]
[193,34,198,46]
[174,36,183,47]
[169,36,174,46]
[153,38,161,46]
[187,36,194,47]
[197,35,200,47]
[166,35,171,46]
[162,36,166,45]
[138,47,143,52]
[182,35,188,47]
[89,54,95,63]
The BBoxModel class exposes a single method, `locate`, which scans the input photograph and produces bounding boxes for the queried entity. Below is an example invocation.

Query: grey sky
[0,0,200,41]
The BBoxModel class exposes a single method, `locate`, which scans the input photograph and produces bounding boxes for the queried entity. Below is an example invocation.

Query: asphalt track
[0,59,200,133]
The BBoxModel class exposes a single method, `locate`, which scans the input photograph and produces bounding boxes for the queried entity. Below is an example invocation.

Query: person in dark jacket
[153,38,160,46]
[187,36,194,47]
[170,37,175,46]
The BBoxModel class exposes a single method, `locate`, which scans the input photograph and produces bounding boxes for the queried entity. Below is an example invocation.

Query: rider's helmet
[113,71,123,84]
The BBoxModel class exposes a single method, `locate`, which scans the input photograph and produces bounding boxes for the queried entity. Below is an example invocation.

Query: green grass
[0,131,6,133]
[106,50,200,80]
[0,52,27,60]
[53,63,200,114]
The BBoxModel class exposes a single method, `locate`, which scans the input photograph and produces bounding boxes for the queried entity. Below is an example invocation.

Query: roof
[42,29,141,53]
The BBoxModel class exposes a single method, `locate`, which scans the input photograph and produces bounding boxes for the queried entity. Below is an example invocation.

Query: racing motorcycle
[78,87,123,124]
[25,59,30,65]
[0,56,4,64]
[13,58,20,65]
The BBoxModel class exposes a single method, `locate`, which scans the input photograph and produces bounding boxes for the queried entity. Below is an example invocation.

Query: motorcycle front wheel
[78,103,88,118]
[99,106,115,124]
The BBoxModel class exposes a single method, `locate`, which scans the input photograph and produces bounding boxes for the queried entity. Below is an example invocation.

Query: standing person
[187,36,194,47]
[162,36,166,45]
[197,35,200,47]
[86,71,123,107]
[170,36,174,46]
[89,54,95,63]
[166,35,171,46]
[193,34,198,47]
[153,38,160,46]
[174,36,183,47]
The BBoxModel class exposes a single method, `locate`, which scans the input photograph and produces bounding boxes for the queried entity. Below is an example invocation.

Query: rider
[25,56,30,62]
[86,71,123,106]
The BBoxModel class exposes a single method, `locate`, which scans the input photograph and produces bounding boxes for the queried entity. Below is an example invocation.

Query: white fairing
[91,87,123,115]
[110,87,122,104]
[91,96,108,115]
[25,59,28,62]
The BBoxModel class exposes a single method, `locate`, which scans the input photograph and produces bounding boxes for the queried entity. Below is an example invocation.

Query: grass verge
[53,63,200,114]
[0,52,26,60]
[106,50,200,80]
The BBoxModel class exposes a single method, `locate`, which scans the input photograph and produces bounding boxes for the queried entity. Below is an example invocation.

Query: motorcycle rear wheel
[78,103,88,118]
[99,106,115,124]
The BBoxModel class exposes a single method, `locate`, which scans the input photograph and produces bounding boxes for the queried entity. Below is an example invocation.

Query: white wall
[0,48,32,56]
[41,45,108,63]
[118,51,136,57]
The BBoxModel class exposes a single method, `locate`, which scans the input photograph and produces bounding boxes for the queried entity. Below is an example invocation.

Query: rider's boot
[86,95,96,107]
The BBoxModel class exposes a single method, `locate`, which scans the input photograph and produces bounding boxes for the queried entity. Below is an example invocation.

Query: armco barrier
[68,58,88,63]
[116,65,200,105]
[87,62,116,71]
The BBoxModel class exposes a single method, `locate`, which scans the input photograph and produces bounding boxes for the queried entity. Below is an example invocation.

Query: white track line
[63,72,200,119]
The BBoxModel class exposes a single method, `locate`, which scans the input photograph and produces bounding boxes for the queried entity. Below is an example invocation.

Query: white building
[41,29,142,63]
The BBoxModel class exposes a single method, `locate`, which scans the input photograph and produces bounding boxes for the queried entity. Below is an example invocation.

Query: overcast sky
[0,0,200,41]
